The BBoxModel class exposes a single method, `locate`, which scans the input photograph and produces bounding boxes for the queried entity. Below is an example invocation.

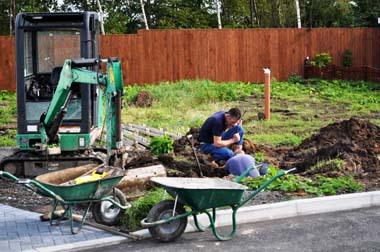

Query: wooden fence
[0,28,379,91]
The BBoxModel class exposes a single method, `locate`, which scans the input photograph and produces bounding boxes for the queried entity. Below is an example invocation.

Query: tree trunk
[271,0,280,27]
[216,0,222,29]
[140,0,149,30]
[295,0,301,28]
[96,0,105,34]
[10,0,16,35]
[249,0,260,27]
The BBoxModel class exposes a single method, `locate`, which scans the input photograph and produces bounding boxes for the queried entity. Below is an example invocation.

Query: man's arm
[213,133,240,147]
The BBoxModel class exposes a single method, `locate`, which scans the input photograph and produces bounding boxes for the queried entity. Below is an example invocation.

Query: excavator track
[0,149,106,177]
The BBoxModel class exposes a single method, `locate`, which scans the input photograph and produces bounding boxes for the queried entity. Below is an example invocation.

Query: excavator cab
[15,12,102,152]
[6,12,107,176]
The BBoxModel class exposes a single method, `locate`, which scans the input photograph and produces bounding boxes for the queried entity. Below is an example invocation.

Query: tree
[353,0,380,27]
[302,0,356,28]
[0,0,57,35]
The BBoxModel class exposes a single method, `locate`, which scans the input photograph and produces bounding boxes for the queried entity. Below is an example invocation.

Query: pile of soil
[280,118,380,177]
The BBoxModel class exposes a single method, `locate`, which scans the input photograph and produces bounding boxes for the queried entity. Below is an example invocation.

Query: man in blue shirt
[198,108,244,161]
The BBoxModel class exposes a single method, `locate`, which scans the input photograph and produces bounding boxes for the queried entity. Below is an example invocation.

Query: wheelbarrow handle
[0,170,66,203]
[284,167,298,174]
[233,163,268,183]
[0,170,18,181]
[237,167,298,208]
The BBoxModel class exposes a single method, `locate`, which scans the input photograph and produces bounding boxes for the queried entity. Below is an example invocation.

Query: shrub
[342,49,353,67]
[149,135,173,155]
[310,53,332,68]
[121,188,166,231]
[287,73,304,84]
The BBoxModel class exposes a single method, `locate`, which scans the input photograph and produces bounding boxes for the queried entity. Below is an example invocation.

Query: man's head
[225,108,242,127]
[234,149,245,155]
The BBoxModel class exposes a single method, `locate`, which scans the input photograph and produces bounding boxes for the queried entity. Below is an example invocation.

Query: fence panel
[0,28,379,91]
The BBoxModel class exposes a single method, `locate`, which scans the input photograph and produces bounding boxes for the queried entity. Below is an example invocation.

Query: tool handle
[284,167,297,174]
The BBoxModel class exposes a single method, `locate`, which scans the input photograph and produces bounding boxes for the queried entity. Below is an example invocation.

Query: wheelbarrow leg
[202,207,238,241]
[69,202,93,234]
[193,208,216,232]
[49,199,67,226]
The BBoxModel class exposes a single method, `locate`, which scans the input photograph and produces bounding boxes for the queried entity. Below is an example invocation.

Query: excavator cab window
[16,12,101,138]
[23,29,82,121]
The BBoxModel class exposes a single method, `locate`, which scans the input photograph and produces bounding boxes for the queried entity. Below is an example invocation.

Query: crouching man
[198,108,244,162]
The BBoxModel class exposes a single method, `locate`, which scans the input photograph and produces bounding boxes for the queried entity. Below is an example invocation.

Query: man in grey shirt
[225,150,268,178]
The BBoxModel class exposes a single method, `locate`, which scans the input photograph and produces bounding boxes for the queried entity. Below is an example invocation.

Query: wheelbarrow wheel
[92,188,126,226]
[147,200,187,242]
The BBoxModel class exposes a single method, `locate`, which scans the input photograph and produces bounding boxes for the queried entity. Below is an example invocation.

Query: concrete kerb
[185,191,380,232]
[25,191,380,252]
[23,236,127,252]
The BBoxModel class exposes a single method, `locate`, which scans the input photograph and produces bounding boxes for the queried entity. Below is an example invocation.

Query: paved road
[86,206,380,252]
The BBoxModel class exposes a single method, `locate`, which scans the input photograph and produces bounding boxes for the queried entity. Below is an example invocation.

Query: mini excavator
[0,12,125,177]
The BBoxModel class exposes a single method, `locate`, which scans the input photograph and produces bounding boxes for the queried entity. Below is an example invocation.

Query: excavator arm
[40,57,124,161]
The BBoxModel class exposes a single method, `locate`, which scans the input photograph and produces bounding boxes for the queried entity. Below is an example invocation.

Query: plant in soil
[149,135,174,155]
[120,188,167,231]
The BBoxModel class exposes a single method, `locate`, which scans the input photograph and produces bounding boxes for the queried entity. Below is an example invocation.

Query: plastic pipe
[263,68,271,120]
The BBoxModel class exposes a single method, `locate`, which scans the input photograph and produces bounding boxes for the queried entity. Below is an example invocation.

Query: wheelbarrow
[0,167,131,234]
[141,164,297,242]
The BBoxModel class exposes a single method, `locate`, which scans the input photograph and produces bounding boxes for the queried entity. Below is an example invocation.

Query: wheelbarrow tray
[151,177,247,211]
[35,175,124,202]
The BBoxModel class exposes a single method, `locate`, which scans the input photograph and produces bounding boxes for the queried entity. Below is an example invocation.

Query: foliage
[310,53,332,68]
[1,0,380,35]
[342,49,353,67]
[149,135,174,155]
[287,73,304,84]
[121,188,166,230]
[241,167,362,196]
[254,152,266,163]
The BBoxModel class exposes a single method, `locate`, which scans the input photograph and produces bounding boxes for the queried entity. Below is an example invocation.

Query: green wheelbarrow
[141,165,297,242]
[0,169,131,234]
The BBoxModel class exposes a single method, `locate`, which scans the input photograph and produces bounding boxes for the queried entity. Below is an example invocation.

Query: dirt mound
[135,90,154,107]
[281,118,380,176]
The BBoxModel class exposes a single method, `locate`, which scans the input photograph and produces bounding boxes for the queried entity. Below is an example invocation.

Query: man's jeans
[200,125,244,161]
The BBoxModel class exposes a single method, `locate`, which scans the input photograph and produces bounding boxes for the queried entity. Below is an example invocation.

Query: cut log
[36,164,100,184]
[117,164,167,198]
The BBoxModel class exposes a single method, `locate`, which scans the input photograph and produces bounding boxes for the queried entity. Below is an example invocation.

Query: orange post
[263,68,271,120]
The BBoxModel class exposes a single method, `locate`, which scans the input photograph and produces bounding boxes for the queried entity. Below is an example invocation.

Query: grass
[122,79,380,146]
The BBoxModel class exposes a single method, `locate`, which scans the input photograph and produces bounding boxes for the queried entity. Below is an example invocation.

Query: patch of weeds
[305,158,344,175]
[254,152,266,163]
[254,133,303,147]
[0,135,15,146]
[120,188,167,231]
[0,129,16,146]
[241,167,362,197]
[149,135,174,155]
[287,73,304,84]
[313,175,362,195]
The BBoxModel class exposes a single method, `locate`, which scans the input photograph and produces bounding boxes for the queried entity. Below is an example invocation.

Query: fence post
[263,68,271,120]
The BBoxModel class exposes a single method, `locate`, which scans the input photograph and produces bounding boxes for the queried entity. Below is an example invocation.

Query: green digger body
[1,12,125,177]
